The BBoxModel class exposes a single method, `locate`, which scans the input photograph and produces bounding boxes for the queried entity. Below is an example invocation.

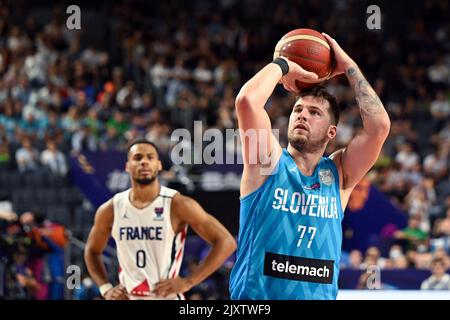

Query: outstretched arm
[154,194,236,297]
[324,33,391,190]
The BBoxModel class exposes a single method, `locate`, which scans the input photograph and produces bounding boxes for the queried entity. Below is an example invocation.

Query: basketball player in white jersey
[84,139,236,300]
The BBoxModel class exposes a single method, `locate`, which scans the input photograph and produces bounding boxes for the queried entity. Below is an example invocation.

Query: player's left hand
[321,33,356,78]
[154,277,194,297]
[278,56,319,93]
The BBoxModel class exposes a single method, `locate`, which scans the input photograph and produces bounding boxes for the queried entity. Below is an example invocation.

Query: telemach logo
[264,252,334,284]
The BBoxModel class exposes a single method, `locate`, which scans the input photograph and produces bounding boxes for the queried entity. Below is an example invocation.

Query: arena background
[0,0,449,300]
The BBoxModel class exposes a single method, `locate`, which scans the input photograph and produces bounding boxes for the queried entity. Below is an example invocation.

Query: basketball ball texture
[273,28,335,90]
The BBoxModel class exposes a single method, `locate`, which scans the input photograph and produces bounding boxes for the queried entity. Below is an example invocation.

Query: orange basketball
[273,28,335,90]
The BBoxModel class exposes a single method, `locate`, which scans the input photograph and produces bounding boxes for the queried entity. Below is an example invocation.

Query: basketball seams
[273,34,333,82]
[281,51,330,66]
[273,34,331,58]
[274,49,332,83]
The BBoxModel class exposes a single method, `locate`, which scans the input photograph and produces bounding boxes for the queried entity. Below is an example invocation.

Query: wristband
[272,57,289,76]
[99,283,113,297]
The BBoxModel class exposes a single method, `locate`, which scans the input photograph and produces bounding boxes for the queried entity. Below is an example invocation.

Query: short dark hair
[432,257,445,266]
[296,86,340,125]
[127,139,160,156]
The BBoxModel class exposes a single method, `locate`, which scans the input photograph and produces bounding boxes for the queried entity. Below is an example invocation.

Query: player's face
[126,144,162,185]
[287,95,336,152]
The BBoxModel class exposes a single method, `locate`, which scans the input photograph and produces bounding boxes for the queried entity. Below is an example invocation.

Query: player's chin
[134,175,157,185]
[138,170,155,178]
[288,135,308,151]
[289,132,307,144]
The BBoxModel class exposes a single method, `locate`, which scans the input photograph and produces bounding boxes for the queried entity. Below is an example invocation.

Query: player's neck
[287,144,325,176]
[130,180,160,205]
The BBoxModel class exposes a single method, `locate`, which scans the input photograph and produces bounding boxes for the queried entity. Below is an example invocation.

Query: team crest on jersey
[304,182,321,190]
[318,169,334,186]
[153,207,164,221]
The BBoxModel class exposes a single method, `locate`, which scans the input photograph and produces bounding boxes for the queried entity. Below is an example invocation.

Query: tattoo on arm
[346,66,385,121]
[346,67,357,77]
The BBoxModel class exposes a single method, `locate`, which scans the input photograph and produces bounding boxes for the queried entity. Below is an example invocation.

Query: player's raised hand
[154,277,193,297]
[321,33,356,78]
[278,56,319,93]
[103,284,129,300]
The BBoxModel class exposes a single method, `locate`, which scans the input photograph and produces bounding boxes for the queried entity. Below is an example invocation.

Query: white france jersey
[111,186,187,299]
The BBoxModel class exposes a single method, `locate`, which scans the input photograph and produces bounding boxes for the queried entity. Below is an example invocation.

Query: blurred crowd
[0,210,67,299]
[0,0,449,298]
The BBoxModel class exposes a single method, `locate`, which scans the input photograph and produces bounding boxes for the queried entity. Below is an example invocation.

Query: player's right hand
[321,33,356,78]
[278,56,319,93]
[103,284,129,300]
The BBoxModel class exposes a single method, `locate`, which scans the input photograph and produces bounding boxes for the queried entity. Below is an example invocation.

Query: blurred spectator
[392,255,409,269]
[10,245,42,299]
[60,107,81,138]
[15,136,39,172]
[0,135,11,170]
[0,102,17,140]
[193,59,213,83]
[388,244,409,269]
[405,187,432,219]
[20,211,67,300]
[348,249,363,269]
[424,144,449,180]
[17,211,50,300]
[71,123,98,153]
[430,90,450,131]
[414,251,433,269]
[361,246,387,269]
[99,127,122,151]
[40,139,67,175]
[395,143,419,171]
[394,215,429,251]
[145,122,172,155]
[335,113,354,147]
[434,207,450,234]
[84,108,103,139]
[106,111,129,138]
[432,207,450,253]
[433,247,450,269]
[0,207,17,222]
[150,56,170,95]
[427,56,450,85]
[420,257,450,290]
[39,221,67,300]
[116,81,140,111]
[431,91,450,119]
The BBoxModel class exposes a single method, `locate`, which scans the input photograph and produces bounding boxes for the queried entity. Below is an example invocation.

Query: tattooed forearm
[346,66,387,124]
[346,67,357,77]
[355,79,384,120]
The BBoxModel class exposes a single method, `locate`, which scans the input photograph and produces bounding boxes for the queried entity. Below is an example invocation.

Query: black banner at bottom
[0,300,447,319]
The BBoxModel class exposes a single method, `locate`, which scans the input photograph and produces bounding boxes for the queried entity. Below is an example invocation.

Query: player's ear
[125,161,130,174]
[328,125,337,139]
[158,160,162,172]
